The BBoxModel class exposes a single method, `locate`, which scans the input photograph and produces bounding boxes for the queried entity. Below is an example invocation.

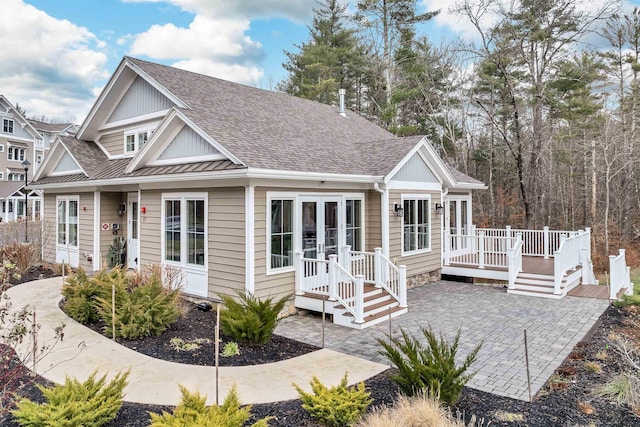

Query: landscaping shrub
[61,268,110,323]
[615,282,640,307]
[219,291,289,344]
[148,384,270,427]
[294,372,372,427]
[0,242,36,277]
[12,370,128,427]
[598,372,640,411]
[96,269,181,339]
[355,392,473,427]
[377,326,482,406]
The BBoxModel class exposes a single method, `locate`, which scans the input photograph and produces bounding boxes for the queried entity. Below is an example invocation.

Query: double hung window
[403,198,430,253]
[270,199,293,270]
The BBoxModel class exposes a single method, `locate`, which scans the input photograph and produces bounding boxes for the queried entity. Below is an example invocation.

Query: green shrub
[615,282,640,307]
[219,291,289,344]
[378,326,482,406]
[12,370,128,427]
[294,373,372,427]
[62,268,110,323]
[96,270,181,339]
[148,384,270,427]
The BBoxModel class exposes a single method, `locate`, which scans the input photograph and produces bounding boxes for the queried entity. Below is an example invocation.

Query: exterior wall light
[393,203,404,217]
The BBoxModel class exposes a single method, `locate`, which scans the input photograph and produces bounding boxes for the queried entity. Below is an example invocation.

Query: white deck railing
[295,253,365,323]
[444,231,515,269]
[609,249,634,300]
[476,226,575,258]
[553,229,592,295]
[507,233,523,289]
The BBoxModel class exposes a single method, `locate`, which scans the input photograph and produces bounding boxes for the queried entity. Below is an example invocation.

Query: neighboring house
[0,96,47,222]
[32,56,489,328]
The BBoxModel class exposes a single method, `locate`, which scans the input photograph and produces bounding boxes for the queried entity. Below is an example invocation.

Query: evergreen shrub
[294,372,372,427]
[148,384,270,427]
[219,291,289,344]
[12,370,128,427]
[377,326,482,406]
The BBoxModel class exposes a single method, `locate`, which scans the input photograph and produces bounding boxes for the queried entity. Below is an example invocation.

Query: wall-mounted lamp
[393,203,404,217]
[141,206,146,214]
[434,203,444,214]
[117,203,126,216]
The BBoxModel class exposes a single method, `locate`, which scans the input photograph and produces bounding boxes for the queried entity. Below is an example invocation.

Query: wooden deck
[567,284,610,300]
[447,255,554,274]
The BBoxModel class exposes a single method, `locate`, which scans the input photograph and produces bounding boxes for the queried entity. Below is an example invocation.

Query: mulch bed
[2,289,640,426]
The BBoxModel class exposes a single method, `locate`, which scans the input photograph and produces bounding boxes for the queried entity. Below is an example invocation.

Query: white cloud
[0,0,108,122]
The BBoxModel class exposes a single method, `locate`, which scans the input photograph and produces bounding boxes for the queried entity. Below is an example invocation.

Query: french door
[300,197,341,261]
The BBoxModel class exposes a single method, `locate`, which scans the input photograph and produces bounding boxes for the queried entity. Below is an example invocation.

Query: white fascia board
[32,138,61,181]
[382,137,452,187]
[245,167,382,183]
[99,110,168,132]
[58,141,88,176]
[125,60,189,109]
[386,181,442,191]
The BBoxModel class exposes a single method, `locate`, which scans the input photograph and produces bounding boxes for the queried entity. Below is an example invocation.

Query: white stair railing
[507,233,523,289]
[609,249,634,300]
[553,229,590,295]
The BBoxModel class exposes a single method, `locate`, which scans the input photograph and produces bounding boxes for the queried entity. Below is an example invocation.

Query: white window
[0,144,5,153]
[0,172,4,180]
[162,194,206,267]
[402,196,431,254]
[3,119,14,133]
[8,146,25,161]
[269,199,294,270]
[57,197,79,247]
[345,199,363,252]
[8,173,24,181]
[124,129,151,154]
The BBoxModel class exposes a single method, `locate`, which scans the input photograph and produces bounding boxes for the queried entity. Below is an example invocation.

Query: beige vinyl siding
[42,193,56,263]
[139,191,162,265]
[98,131,124,157]
[253,187,294,300]
[77,193,95,270]
[209,187,245,297]
[99,192,127,267]
[389,189,442,276]
[365,190,381,250]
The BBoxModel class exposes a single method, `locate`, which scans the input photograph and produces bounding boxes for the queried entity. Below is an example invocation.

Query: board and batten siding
[388,189,442,277]
[107,76,173,123]
[208,187,246,297]
[99,131,124,157]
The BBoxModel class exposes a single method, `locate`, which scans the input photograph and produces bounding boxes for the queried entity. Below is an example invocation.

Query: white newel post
[543,226,550,259]
[374,247,383,287]
[626,266,633,296]
[354,275,365,324]
[609,253,618,300]
[399,265,407,307]
[444,231,451,266]
[478,231,485,269]
[328,255,338,301]
[505,225,511,239]
[295,251,304,295]
[470,224,476,253]
[580,248,591,285]
[340,245,352,275]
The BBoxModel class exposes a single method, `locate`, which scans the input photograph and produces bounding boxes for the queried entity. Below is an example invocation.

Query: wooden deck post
[443,230,451,266]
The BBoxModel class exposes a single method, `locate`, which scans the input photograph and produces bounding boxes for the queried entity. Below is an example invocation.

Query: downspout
[374,183,389,256]
[441,187,448,267]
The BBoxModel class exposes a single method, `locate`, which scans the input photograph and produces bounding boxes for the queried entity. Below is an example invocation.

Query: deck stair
[507,267,582,299]
[297,284,407,330]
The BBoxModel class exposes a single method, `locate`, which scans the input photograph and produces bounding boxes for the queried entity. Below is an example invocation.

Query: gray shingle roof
[0,181,26,199]
[28,120,75,133]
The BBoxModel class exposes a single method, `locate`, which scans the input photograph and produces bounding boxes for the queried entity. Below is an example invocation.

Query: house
[35,56,572,329]
[0,96,51,222]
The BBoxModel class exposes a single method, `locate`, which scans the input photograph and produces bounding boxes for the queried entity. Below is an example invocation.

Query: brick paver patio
[275,281,609,401]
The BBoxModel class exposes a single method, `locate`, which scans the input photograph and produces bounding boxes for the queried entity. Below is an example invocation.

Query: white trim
[150,153,227,166]
[400,194,432,257]
[93,191,100,270]
[245,185,255,293]
[266,193,296,276]
[386,181,442,191]
[49,169,84,177]
[101,110,169,131]
[160,192,208,271]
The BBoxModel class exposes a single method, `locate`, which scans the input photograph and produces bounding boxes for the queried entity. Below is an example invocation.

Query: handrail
[507,233,523,289]
[609,249,634,300]
[476,226,576,258]
[553,229,590,295]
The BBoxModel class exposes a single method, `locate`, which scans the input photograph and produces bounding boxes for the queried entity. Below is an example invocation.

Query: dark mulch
[3,295,640,426]
[79,300,321,367]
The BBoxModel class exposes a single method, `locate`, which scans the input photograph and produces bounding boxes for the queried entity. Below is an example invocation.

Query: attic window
[124,128,151,154]
[3,119,14,134]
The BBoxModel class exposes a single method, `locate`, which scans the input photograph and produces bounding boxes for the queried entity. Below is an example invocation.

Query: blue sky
[0,0,637,123]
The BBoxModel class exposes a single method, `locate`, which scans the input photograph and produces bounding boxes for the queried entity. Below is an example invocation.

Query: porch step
[508,268,583,299]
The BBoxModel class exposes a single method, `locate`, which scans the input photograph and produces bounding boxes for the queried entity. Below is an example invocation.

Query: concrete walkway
[276,281,609,401]
[4,277,387,406]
